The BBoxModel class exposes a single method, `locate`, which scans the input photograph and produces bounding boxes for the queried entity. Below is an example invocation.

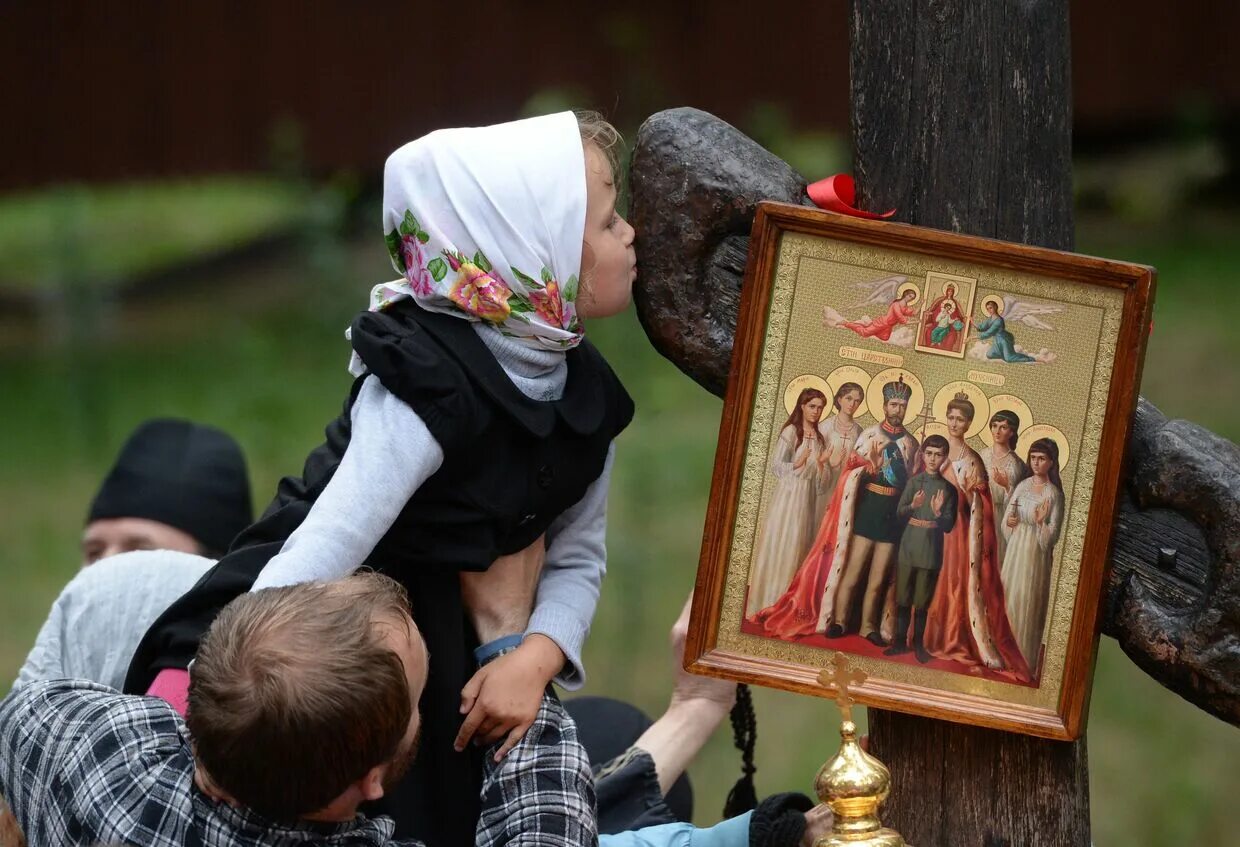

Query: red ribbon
[807,174,896,220]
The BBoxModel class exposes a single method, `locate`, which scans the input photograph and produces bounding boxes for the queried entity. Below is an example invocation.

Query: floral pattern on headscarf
[348,112,589,377]
[373,208,582,337]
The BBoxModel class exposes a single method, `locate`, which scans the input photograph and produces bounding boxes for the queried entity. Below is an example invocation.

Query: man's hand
[456,634,564,761]
[866,439,884,473]
[801,804,834,847]
[460,536,546,643]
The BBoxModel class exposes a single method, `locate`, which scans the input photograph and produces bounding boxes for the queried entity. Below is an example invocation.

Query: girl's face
[838,389,863,417]
[990,418,1015,447]
[1029,451,1052,477]
[946,407,971,437]
[803,397,826,424]
[578,144,636,320]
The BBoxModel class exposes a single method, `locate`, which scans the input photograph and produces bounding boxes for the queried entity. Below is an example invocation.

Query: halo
[1017,424,1071,470]
[896,281,921,307]
[980,294,1005,316]
[978,394,1034,447]
[825,365,873,420]
[865,368,926,426]
[932,381,991,440]
[783,374,833,415]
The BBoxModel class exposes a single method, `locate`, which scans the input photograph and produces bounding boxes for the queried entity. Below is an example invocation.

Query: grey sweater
[251,323,613,688]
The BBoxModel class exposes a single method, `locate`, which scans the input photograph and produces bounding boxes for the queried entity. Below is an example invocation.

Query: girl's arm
[251,376,444,589]
[977,318,1000,339]
[769,427,797,478]
[1002,488,1021,541]
[1039,490,1065,551]
[526,443,617,689]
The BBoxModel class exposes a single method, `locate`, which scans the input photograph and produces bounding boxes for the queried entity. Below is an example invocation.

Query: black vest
[124,302,633,843]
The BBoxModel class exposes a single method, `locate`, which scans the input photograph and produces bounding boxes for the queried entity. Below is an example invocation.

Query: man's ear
[358,765,387,803]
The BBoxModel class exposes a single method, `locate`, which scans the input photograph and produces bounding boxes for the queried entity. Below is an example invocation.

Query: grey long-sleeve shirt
[252,324,613,688]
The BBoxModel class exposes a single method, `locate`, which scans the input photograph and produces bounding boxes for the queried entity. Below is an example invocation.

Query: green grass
[0,221,1237,843]
[0,178,309,289]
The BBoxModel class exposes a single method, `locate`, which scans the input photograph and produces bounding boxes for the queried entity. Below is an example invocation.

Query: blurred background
[2,2,1238,843]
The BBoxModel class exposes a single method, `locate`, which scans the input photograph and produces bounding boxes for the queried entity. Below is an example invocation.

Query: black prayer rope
[723,683,758,817]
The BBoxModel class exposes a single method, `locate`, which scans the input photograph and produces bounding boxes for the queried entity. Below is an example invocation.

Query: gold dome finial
[813,653,910,847]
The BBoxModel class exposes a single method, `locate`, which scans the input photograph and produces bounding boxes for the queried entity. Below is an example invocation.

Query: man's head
[921,434,949,474]
[84,419,252,565]
[881,376,913,427]
[187,573,427,822]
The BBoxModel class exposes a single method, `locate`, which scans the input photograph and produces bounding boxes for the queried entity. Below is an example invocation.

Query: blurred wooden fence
[2,0,1238,189]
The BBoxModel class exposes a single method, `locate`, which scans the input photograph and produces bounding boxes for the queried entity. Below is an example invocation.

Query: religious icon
[914,272,977,358]
[690,203,1154,740]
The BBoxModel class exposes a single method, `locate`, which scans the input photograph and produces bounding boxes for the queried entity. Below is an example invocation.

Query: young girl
[1000,438,1065,676]
[124,111,636,844]
[746,388,830,613]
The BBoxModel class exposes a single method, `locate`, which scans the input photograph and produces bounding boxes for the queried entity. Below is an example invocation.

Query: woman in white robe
[979,409,1029,566]
[814,382,865,520]
[1000,437,1065,676]
[747,387,832,612]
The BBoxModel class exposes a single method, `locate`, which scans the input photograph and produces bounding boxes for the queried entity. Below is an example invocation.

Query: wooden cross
[851,4,1089,844]
[817,652,868,724]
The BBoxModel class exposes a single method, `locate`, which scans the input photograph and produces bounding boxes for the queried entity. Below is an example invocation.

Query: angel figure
[972,296,1064,364]
[824,276,919,346]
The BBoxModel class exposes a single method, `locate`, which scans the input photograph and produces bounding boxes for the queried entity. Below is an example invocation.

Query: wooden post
[849,2,1089,844]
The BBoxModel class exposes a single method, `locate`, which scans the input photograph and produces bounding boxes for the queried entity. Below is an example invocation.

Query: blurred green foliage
[0,179,313,289]
[0,175,1237,845]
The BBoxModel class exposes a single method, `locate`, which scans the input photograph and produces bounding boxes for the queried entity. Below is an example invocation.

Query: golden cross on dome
[817,652,868,724]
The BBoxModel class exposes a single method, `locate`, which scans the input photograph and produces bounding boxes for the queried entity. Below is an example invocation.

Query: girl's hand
[793,442,812,471]
[992,467,1010,489]
[911,489,926,509]
[455,634,565,761]
[1006,509,1020,529]
[1034,500,1051,525]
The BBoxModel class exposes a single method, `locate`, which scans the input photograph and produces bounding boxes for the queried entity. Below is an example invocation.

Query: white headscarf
[353,113,587,373]
[14,550,214,692]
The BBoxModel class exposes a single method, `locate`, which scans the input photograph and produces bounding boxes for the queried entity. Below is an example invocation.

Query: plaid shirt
[0,680,597,847]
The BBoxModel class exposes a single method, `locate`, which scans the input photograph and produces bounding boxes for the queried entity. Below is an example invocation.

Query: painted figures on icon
[825,271,1063,364]
[748,382,865,611]
[747,374,1067,685]
[823,276,921,347]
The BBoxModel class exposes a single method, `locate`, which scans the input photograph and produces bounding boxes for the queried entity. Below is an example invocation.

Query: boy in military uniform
[886,434,957,663]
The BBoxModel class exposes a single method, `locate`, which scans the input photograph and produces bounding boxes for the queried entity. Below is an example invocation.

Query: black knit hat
[87,419,253,554]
